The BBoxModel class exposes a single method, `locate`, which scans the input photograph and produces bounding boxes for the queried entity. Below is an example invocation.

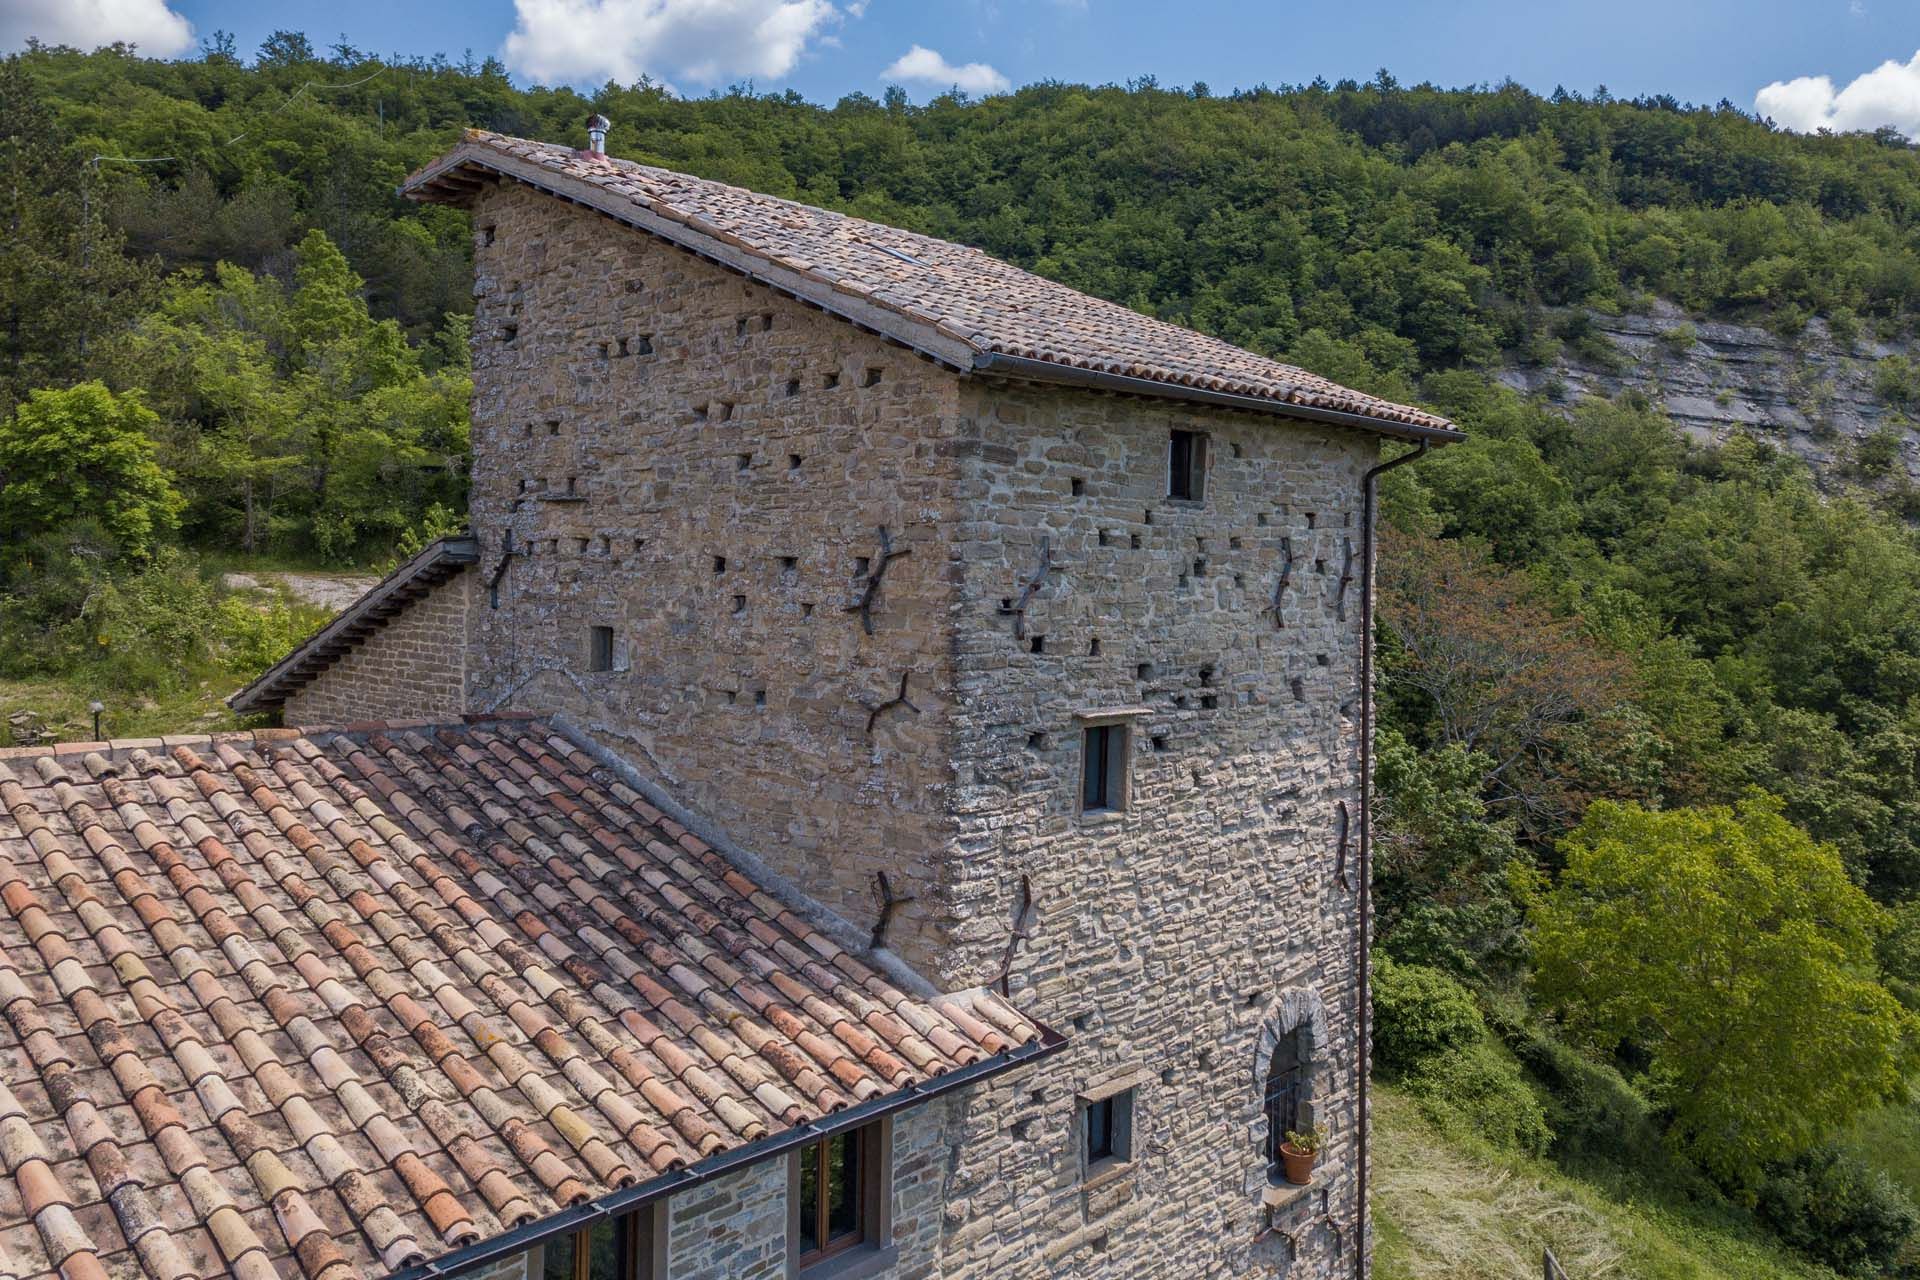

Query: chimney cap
[585,113,611,154]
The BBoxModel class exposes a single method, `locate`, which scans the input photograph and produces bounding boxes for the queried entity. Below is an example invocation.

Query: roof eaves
[401,142,981,374]
[391,1023,1068,1280]
[227,535,480,713]
[969,351,1466,443]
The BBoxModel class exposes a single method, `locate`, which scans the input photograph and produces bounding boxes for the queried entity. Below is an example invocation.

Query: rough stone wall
[459,177,1374,1280]
[930,380,1376,1280]
[462,183,969,973]
[280,568,472,726]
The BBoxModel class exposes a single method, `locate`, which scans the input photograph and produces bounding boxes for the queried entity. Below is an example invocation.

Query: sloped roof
[0,717,1046,1280]
[228,537,479,715]
[403,130,1461,441]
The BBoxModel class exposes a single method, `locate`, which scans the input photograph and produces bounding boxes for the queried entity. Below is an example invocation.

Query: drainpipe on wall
[1355,439,1428,1280]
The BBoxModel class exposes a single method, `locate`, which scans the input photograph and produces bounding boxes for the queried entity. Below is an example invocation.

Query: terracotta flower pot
[1279,1142,1318,1186]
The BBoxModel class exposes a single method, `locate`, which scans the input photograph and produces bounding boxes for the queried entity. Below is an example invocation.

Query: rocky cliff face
[1496,300,1919,483]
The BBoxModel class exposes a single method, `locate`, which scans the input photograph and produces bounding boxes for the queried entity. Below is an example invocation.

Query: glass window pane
[1087,1098,1113,1161]
[826,1131,861,1242]
[1083,727,1108,809]
[587,1218,622,1280]
[799,1144,821,1254]
[543,1233,577,1280]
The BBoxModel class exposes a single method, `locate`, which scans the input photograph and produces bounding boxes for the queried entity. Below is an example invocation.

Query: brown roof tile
[0,719,1044,1277]
[403,131,1461,439]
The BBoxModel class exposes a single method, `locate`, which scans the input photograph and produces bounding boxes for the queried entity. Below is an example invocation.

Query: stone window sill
[1261,1158,1344,1210]
[797,1243,899,1280]
[1082,1158,1137,1194]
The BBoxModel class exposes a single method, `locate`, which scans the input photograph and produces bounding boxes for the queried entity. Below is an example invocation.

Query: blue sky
[10,0,1920,134]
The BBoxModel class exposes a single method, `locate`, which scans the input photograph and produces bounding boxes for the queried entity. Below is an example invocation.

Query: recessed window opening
[737,453,752,471]
[500,323,518,343]
[479,225,496,246]
[854,556,871,578]
[547,420,561,435]
[1265,1029,1311,1173]
[714,401,734,422]
[1137,662,1154,681]
[615,337,631,357]
[793,1125,882,1272]
[1257,512,1270,527]
[1030,635,1046,654]
[732,595,747,615]
[1193,558,1207,577]
[862,367,883,387]
[1168,430,1207,501]
[1229,536,1242,550]
[1081,723,1129,814]
[587,626,614,673]
[1081,1087,1135,1177]
[540,1211,653,1280]
[596,341,610,359]
[1089,638,1101,656]
[736,317,751,338]
[633,334,653,355]
[786,378,802,397]
[779,556,798,572]
[1130,533,1143,550]
[1071,477,1086,496]
[713,556,727,574]
[789,453,804,470]
[823,371,840,389]
[1306,512,1317,529]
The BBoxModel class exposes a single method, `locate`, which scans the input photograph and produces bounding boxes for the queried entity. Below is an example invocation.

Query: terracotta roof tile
[403,131,1459,438]
[0,719,1042,1277]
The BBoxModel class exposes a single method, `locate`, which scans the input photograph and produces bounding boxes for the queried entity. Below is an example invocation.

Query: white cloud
[1,0,193,56]
[504,0,839,87]
[880,44,1010,95]
[1756,49,1920,137]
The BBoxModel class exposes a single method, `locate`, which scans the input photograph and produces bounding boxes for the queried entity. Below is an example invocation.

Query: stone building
[4,125,1457,1280]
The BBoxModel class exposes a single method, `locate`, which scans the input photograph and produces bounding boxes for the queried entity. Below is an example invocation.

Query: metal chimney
[586,114,610,155]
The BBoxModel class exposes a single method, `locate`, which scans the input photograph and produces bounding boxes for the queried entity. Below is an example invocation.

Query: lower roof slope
[0,717,1040,1280]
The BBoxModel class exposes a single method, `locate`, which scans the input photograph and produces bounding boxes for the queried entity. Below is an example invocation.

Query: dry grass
[1375,1088,1627,1280]
[1373,1086,1831,1280]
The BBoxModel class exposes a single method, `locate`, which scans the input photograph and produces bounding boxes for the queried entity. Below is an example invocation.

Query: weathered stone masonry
[280,567,473,723]
[458,178,1375,1280]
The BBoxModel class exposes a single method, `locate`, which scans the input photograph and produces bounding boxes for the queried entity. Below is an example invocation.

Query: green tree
[1530,795,1918,1181]
[0,382,181,556]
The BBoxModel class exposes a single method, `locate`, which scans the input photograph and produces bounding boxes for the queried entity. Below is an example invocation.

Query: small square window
[1168,429,1207,501]
[587,626,614,673]
[1081,1087,1135,1177]
[1081,723,1129,814]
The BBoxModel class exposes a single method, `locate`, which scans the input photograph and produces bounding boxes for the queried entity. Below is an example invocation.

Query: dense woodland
[8,34,1920,1276]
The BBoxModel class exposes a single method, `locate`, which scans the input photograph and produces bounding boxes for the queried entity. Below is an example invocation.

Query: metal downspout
[1356,440,1428,1278]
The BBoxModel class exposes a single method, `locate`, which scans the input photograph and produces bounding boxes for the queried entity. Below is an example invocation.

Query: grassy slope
[1839,1088,1920,1201]
[1373,1087,1836,1280]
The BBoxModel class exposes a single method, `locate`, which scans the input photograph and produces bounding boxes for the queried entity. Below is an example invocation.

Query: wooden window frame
[787,1119,894,1279]
[1073,708,1148,819]
[538,1202,665,1280]
[1168,429,1208,502]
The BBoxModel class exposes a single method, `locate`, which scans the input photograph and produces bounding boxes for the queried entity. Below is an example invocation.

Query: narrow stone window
[822,371,840,390]
[1071,477,1086,496]
[713,556,727,574]
[1030,635,1046,655]
[1136,662,1154,681]
[1079,1086,1136,1179]
[1306,512,1317,529]
[786,378,802,397]
[789,1122,888,1275]
[732,594,747,615]
[736,317,751,339]
[1130,533,1143,550]
[1081,723,1129,814]
[1089,638,1101,656]
[760,313,774,332]
[862,367,883,388]
[1168,430,1206,501]
[587,626,614,673]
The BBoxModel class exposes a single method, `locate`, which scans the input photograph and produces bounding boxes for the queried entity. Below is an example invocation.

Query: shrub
[1372,956,1483,1077]
[1657,322,1698,354]
[1505,1021,1663,1165]
[1876,356,1920,410]
[1758,1147,1918,1276]
[1404,1040,1554,1157]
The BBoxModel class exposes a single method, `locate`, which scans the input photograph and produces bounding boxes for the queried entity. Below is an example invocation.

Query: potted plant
[1280,1128,1324,1186]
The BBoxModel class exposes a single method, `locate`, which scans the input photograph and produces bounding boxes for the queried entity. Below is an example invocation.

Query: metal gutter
[1354,440,1430,1279]
[969,352,1467,443]
[391,1026,1068,1280]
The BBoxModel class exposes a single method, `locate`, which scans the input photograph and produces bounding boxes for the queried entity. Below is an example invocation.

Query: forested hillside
[8,36,1920,1276]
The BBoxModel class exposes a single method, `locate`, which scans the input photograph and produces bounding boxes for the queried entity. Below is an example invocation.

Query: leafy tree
[1530,796,1919,1181]
[0,383,180,556]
